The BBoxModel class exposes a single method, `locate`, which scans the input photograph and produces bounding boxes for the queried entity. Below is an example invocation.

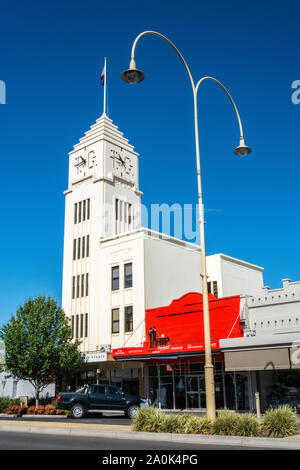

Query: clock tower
[61,113,142,351]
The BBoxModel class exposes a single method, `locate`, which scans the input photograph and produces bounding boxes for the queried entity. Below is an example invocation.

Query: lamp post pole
[121,31,251,421]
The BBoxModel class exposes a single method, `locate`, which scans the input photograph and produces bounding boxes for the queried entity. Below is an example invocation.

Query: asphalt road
[0,430,269,450]
[0,414,131,426]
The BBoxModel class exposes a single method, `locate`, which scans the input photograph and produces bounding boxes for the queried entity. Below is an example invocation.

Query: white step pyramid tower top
[69,113,139,157]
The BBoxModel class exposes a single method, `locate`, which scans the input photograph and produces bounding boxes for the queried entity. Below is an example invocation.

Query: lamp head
[121,68,145,84]
[121,58,144,84]
[234,137,252,156]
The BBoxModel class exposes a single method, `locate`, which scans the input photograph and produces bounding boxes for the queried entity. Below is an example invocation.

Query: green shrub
[182,415,212,435]
[212,409,241,436]
[132,406,165,432]
[160,414,181,433]
[261,405,298,438]
[236,413,260,437]
[0,397,20,413]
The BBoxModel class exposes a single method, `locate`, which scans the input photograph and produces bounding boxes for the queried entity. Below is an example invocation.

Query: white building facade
[61,113,203,394]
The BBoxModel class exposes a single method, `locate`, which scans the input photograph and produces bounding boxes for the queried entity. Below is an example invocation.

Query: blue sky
[0,0,299,325]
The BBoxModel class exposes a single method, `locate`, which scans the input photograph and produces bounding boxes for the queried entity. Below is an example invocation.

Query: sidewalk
[1,418,300,449]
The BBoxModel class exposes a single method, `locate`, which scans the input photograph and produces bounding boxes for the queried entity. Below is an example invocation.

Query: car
[57,384,150,419]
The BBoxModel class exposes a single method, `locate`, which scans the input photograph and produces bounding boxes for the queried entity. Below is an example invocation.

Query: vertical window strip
[87,235,90,257]
[73,239,77,261]
[77,237,81,260]
[74,203,77,224]
[81,274,85,298]
[72,276,75,299]
[80,314,84,338]
[115,198,119,220]
[87,199,90,220]
[124,263,133,288]
[112,266,120,291]
[75,315,79,339]
[77,275,80,298]
[85,313,88,338]
[71,316,74,339]
[82,236,85,258]
[82,200,86,222]
[78,202,82,223]
[86,273,89,296]
[128,203,132,226]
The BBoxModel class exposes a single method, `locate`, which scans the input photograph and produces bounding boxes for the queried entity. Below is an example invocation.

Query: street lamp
[121,31,251,420]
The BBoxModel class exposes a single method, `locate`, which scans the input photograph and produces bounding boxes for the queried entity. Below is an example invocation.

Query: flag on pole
[101,66,105,86]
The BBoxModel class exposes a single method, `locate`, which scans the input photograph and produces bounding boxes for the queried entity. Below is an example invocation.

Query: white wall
[0,372,55,399]
[207,254,264,298]
[144,233,202,309]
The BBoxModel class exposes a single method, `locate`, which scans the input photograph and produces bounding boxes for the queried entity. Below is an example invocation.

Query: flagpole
[103,57,107,115]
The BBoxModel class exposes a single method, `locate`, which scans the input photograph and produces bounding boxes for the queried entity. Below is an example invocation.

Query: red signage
[113,292,243,359]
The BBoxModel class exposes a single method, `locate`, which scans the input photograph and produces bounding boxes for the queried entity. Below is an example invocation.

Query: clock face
[74,150,97,176]
[110,149,134,178]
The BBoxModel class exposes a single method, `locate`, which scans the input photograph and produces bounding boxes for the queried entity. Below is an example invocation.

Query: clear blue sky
[0,0,299,325]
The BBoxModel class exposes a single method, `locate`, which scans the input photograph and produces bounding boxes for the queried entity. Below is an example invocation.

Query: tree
[0,296,83,406]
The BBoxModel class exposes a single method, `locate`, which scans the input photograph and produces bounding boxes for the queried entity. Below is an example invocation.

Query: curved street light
[121,30,252,420]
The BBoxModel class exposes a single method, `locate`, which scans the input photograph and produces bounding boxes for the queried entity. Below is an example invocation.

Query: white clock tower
[61,113,142,349]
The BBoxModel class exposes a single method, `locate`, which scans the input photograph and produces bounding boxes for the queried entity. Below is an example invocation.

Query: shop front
[113,292,250,411]
[220,333,300,411]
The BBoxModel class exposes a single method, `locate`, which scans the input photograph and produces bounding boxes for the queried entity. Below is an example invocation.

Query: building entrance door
[185,375,206,409]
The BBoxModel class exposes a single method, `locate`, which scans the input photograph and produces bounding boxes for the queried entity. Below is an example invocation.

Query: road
[0,430,271,450]
[0,414,130,426]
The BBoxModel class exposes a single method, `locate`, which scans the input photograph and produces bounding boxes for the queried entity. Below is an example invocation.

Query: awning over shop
[224,348,290,371]
[221,332,300,371]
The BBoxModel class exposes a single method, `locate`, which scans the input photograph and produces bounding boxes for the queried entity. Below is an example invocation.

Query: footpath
[1,416,300,449]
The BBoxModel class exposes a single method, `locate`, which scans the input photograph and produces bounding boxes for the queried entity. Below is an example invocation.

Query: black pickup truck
[57,384,150,419]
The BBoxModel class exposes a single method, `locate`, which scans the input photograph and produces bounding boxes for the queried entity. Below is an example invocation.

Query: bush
[212,409,241,436]
[132,406,166,432]
[0,397,20,413]
[182,415,212,435]
[236,413,260,437]
[6,405,27,415]
[260,405,298,438]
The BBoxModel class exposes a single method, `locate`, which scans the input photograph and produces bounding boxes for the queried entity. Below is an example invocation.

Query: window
[77,275,80,298]
[128,204,132,226]
[124,263,133,288]
[85,313,88,337]
[80,314,84,337]
[82,236,85,258]
[112,308,120,334]
[71,316,75,338]
[74,199,90,224]
[82,200,86,222]
[81,274,85,298]
[212,281,218,298]
[77,237,81,260]
[87,199,90,220]
[74,203,77,224]
[115,199,119,220]
[78,201,82,223]
[207,281,218,297]
[125,306,133,333]
[112,266,119,291]
[73,239,76,261]
[87,235,90,257]
[72,276,76,299]
[75,315,79,339]
[86,273,89,296]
